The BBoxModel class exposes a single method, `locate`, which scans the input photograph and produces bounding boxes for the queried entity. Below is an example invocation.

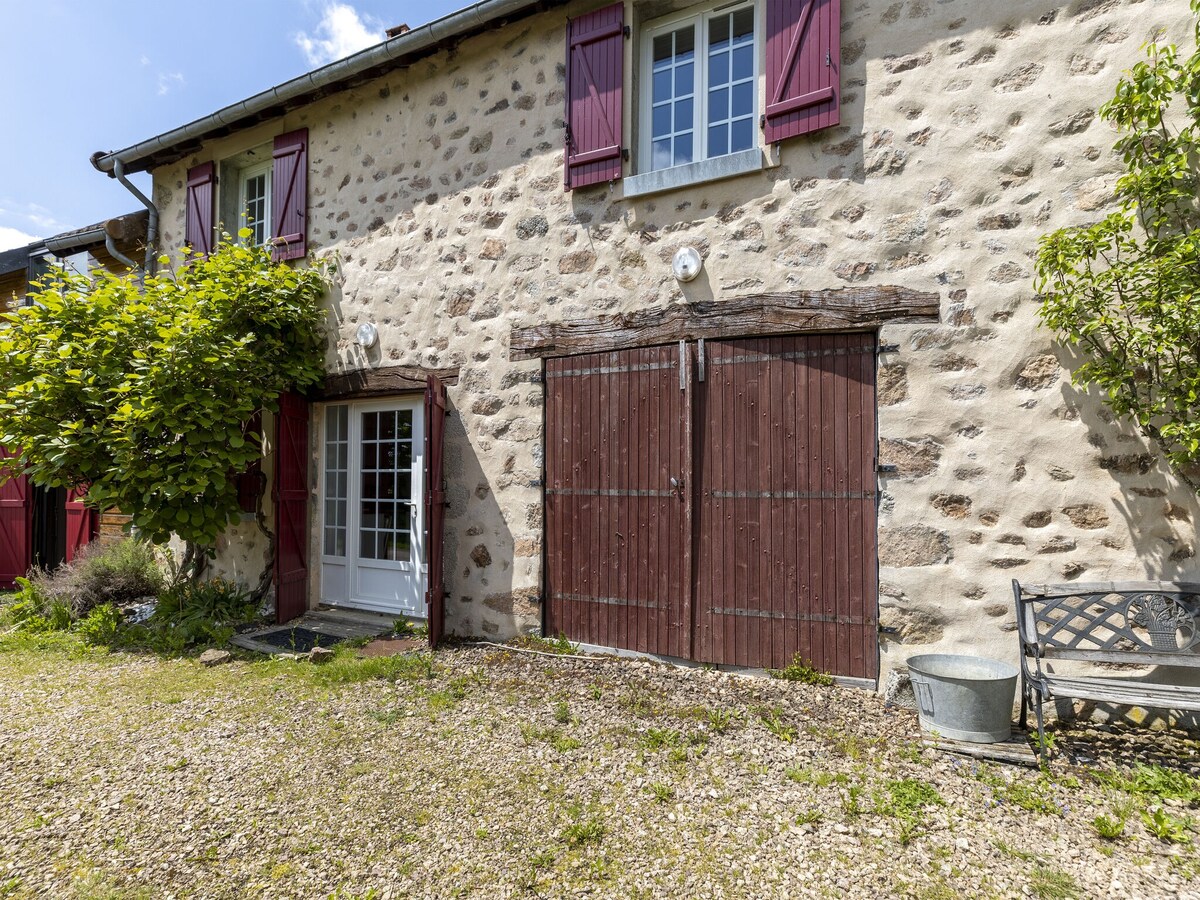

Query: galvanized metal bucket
[907,654,1018,743]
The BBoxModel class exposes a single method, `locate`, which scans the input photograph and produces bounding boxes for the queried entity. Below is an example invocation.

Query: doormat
[252,627,347,653]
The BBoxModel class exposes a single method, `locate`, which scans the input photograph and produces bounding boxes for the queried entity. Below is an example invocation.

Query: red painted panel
[0,448,30,590]
[64,485,97,564]
[273,393,310,623]
[185,162,215,257]
[693,335,877,677]
[424,375,448,648]
[272,128,308,261]
[764,0,841,144]
[564,3,624,190]
[545,347,689,656]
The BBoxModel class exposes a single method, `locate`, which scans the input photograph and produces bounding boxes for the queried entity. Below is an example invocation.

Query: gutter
[90,0,558,177]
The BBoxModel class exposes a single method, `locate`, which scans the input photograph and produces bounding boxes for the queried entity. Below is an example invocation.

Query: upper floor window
[238,160,272,247]
[643,2,757,172]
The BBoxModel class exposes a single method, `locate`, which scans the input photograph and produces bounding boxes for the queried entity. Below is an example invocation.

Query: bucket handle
[913,678,935,718]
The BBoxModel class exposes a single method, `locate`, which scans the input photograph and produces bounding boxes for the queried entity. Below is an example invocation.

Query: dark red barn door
[274,392,310,623]
[544,335,878,678]
[64,486,97,564]
[0,448,31,590]
[545,346,693,658]
[424,376,448,648]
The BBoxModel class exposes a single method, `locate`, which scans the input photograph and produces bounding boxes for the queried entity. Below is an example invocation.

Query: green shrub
[0,577,71,632]
[11,539,164,624]
[766,654,834,686]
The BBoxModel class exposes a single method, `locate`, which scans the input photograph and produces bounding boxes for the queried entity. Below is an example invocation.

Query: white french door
[319,398,426,616]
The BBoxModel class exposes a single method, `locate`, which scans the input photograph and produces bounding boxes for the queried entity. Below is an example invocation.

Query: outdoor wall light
[356,322,379,349]
[672,246,703,283]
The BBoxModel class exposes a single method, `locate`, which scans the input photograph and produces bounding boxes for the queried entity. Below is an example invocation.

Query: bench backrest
[1013,580,1200,669]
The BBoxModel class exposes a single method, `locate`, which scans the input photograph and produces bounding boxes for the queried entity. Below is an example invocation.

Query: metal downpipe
[112,159,158,275]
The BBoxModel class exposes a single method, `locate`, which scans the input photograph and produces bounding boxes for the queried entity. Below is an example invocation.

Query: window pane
[674,132,693,166]
[653,33,673,63]
[653,139,672,170]
[397,443,412,469]
[731,118,753,153]
[398,472,413,501]
[710,13,730,48]
[380,411,396,440]
[361,472,377,498]
[732,81,754,118]
[395,530,411,559]
[397,413,412,439]
[652,104,671,138]
[733,6,754,40]
[674,98,694,132]
[709,86,729,121]
[653,67,672,103]
[675,62,693,95]
[676,25,694,56]
[708,123,729,158]
[733,44,753,81]
[361,502,377,528]
[363,412,377,441]
[709,51,728,88]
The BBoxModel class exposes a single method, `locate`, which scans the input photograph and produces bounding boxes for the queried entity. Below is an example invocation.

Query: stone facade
[148,0,1196,683]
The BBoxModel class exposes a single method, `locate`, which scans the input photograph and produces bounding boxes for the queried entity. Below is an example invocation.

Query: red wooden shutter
[0,448,31,590]
[764,0,841,143]
[424,375,447,648]
[185,162,216,257]
[564,3,624,191]
[64,485,97,564]
[273,393,310,623]
[271,129,308,261]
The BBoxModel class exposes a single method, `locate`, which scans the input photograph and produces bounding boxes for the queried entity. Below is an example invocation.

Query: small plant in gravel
[1140,806,1193,843]
[561,818,605,847]
[756,706,798,743]
[1028,865,1080,900]
[1099,762,1200,805]
[795,808,823,825]
[705,706,735,734]
[640,727,683,751]
[649,782,675,803]
[1092,813,1127,841]
[513,633,576,654]
[840,784,866,820]
[785,766,835,787]
[766,653,834,686]
[877,778,944,846]
[553,700,572,724]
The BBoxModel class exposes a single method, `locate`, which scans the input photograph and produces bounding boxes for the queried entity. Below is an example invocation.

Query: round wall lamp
[356,322,379,350]
[672,246,703,283]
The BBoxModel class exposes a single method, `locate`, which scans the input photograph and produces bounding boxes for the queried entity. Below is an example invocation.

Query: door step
[231,608,395,656]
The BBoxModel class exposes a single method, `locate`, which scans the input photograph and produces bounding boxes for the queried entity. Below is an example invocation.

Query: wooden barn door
[64,486,97,564]
[544,334,878,678]
[545,346,692,658]
[694,335,878,679]
[0,448,30,590]
[274,392,310,623]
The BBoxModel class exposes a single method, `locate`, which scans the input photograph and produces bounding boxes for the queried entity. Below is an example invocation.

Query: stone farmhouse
[87,0,1196,686]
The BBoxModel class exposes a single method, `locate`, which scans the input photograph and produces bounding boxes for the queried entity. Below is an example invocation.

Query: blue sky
[0,1,467,251]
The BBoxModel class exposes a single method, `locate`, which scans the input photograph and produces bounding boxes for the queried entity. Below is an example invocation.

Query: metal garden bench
[1013,579,1200,760]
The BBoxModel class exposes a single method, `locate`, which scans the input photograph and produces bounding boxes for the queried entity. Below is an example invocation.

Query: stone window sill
[621,148,765,199]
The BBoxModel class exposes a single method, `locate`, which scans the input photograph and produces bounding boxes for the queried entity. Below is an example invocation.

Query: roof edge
[92,0,562,176]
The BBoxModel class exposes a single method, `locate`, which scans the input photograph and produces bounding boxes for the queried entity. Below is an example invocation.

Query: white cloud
[296,4,384,67]
[157,72,185,96]
[0,226,39,252]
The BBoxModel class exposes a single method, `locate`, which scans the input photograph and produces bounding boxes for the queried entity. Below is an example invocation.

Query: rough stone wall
[150,0,1195,679]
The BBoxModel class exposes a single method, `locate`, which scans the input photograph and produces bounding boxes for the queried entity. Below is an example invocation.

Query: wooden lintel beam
[509,286,940,360]
[315,364,461,400]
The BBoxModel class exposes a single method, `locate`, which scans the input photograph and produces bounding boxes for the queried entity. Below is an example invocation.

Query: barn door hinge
[623,25,631,38]
[878,343,900,354]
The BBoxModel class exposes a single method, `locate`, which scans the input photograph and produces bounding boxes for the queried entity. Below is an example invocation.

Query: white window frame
[237,159,272,247]
[638,0,760,175]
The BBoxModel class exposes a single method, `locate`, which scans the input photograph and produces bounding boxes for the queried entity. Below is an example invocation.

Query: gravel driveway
[0,643,1197,899]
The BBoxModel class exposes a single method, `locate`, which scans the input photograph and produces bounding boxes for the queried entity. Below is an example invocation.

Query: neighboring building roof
[91,0,567,177]
[0,210,148,276]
